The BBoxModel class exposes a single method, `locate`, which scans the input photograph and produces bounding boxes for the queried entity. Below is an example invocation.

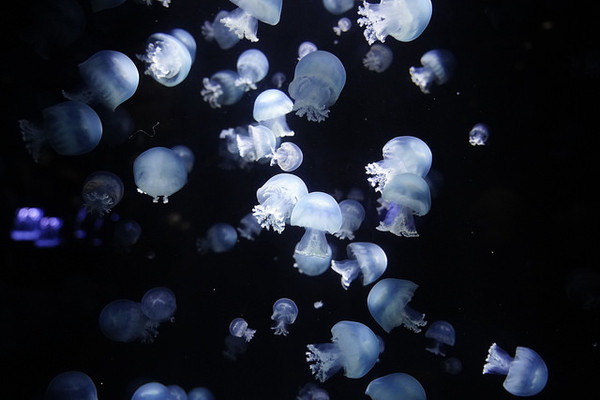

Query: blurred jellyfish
[133,147,188,203]
[443,357,463,375]
[141,287,176,324]
[409,49,456,94]
[331,242,387,289]
[367,278,427,333]
[237,213,263,240]
[201,70,246,108]
[483,343,548,396]
[98,299,158,343]
[253,89,295,137]
[306,320,381,382]
[236,125,277,163]
[81,171,124,216]
[197,222,238,254]
[113,219,141,249]
[297,382,329,400]
[357,0,433,45]
[229,317,256,342]
[288,50,346,122]
[323,0,355,15]
[95,105,134,147]
[469,123,489,146]
[171,145,195,174]
[19,101,102,162]
[271,298,298,335]
[236,49,269,91]
[131,382,171,400]
[365,372,426,400]
[11,207,44,241]
[202,10,241,50]
[131,0,172,7]
[269,142,303,172]
[223,333,249,360]
[271,71,286,88]
[220,0,283,42]
[187,387,215,400]
[90,0,125,12]
[167,385,187,400]
[297,41,318,60]
[334,199,365,240]
[333,17,352,36]
[363,44,393,72]
[35,216,64,248]
[425,320,455,356]
[46,370,97,400]
[314,301,324,309]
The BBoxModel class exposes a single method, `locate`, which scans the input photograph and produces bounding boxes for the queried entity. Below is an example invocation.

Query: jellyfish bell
[46,370,98,400]
[363,44,394,73]
[236,48,269,91]
[424,320,456,356]
[81,171,124,216]
[138,30,196,87]
[365,372,426,400]
[202,10,241,50]
[271,297,298,335]
[331,242,387,289]
[201,70,246,108]
[367,278,427,333]
[133,147,188,203]
[409,49,456,94]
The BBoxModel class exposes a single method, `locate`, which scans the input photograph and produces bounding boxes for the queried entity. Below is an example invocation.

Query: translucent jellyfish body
[46,370,97,400]
[367,278,427,333]
[63,50,139,110]
[138,29,196,87]
[141,287,176,323]
[197,222,238,253]
[425,320,455,356]
[483,343,548,397]
[229,317,256,342]
[19,101,102,162]
[323,0,355,15]
[288,50,347,122]
[81,171,124,216]
[237,213,262,240]
[291,192,342,276]
[171,145,195,174]
[269,142,303,172]
[235,125,277,163]
[168,385,188,400]
[221,0,283,42]
[98,299,158,343]
[306,320,381,382]
[131,382,171,400]
[201,70,245,108]
[297,41,318,60]
[202,10,241,49]
[409,49,456,94]
[133,147,188,203]
[252,173,308,233]
[333,17,352,36]
[113,219,141,249]
[331,242,387,289]
[363,44,393,73]
[236,48,269,91]
[297,383,329,400]
[334,199,365,240]
[271,71,286,88]
[271,297,298,335]
[357,0,433,45]
[365,372,426,400]
[253,89,295,137]
[469,123,489,146]
[187,387,215,400]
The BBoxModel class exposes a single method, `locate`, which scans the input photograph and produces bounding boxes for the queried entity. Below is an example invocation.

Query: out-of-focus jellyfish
[46,370,97,400]
[297,41,318,60]
[271,71,286,88]
[81,171,124,216]
[171,145,195,174]
[95,106,134,147]
[98,299,157,343]
[363,44,393,73]
[223,332,249,360]
[90,0,126,12]
[202,10,241,49]
[197,222,238,253]
[367,278,427,333]
[483,343,548,397]
[11,207,44,241]
[187,387,215,400]
[235,125,277,163]
[425,320,455,356]
[133,147,188,203]
[141,287,176,323]
[443,357,463,375]
[314,301,324,309]
[323,0,355,15]
[219,126,254,169]
[113,219,141,249]
[357,0,433,45]
[409,48,456,94]
[253,89,295,137]
[252,173,308,233]
[297,382,329,400]
[306,320,381,382]
[469,123,489,146]
[331,242,387,289]
[333,17,352,36]
[271,297,298,335]
[35,216,64,248]
[220,0,283,42]
[237,213,263,240]
[288,50,346,122]
[201,70,246,108]
[131,382,171,400]
[19,101,103,162]
[229,317,256,342]
[131,0,171,7]
[290,192,342,276]
[236,49,269,91]
[63,50,139,110]
[365,372,426,400]
[334,199,365,240]
[269,142,303,172]
[167,385,187,400]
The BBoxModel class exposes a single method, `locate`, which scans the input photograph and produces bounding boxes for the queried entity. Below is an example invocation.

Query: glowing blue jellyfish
[167,385,187,400]
[81,171,124,216]
[297,383,330,400]
[334,199,365,240]
[229,317,256,342]
[291,192,342,276]
[171,145,195,174]
[252,173,308,233]
[133,147,188,203]
[323,0,355,15]
[425,320,455,356]
[253,89,295,137]
[269,142,303,172]
[367,278,427,333]
[365,372,426,400]
[201,70,246,108]
[221,0,283,42]
[113,219,141,249]
[288,50,346,122]
[363,44,393,72]
[271,71,286,88]
[331,242,387,289]
[11,207,44,241]
[297,41,318,60]
[35,216,64,248]
[357,0,433,45]
[131,382,171,400]
[333,17,352,36]
[197,222,238,253]
[235,125,277,163]
[271,298,298,335]
[98,299,157,343]
[187,387,215,400]
[202,10,241,50]
[469,123,489,146]
[46,370,97,400]
[409,49,456,94]
[90,0,125,12]
[236,49,269,91]
[306,320,381,382]
[63,50,139,110]
[141,287,176,323]
[237,213,263,240]
[483,343,548,397]
[19,101,102,162]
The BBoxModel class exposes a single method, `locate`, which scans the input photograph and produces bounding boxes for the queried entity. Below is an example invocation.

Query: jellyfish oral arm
[220,8,259,42]
[483,343,513,375]
[331,259,360,289]
[306,343,343,382]
[409,66,435,94]
[377,202,420,237]
[295,228,330,257]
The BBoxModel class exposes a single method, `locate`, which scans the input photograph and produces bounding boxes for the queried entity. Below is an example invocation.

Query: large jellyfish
[363,44,394,73]
[229,317,256,342]
[424,320,455,356]
[323,0,355,15]
[331,242,387,289]
[235,48,269,91]
[220,0,283,42]
[81,171,124,216]
[46,371,98,400]
[141,287,177,324]
[98,299,158,343]
[367,278,427,333]
[133,147,188,203]
[201,70,246,108]
[253,89,295,137]
[483,343,548,397]
[271,297,298,335]
[288,50,347,122]
[334,199,365,240]
[365,372,426,400]
[306,320,381,382]
[197,222,238,253]
[202,10,241,50]
[409,48,456,94]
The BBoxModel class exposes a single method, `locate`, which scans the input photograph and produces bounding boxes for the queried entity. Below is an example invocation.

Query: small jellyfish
[141,287,176,324]
[229,317,256,342]
[235,125,277,163]
[133,147,188,203]
[113,219,141,249]
[297,382,329,400]
[271,298,298,335]
[63,50,139,110]
[171,145,195,174]
[201,70,246,108]
[483,343,548,397]
[424,320,455,356]
[365,372,426,400]
[297,41,318,60]
[409,49,456,94]
[269,142,303,172]
[333,17,352,36]
[357,0,433,45]
[288,50,346,122]
[46,370,97,400]
[131,382,171,400]
[313,301,324,309]
[221,0,283,42]
[334,199,365,240]
[202,10,241,49]
[323,0,355,15]
[35,216,64,248]
[237,213,263,240]
[253,89,295,137]
[236,48,269,91]
[197,222,238,253]
[98,299,158,343]
[271,71,286,88]
[11,207,44,241]
[187,387,215,400]
[363,44,393,73]
[367,278,427,333]
[82,171,124,216]
[306,320,381,382]
[469,123,489,146]
[331,242,387,289]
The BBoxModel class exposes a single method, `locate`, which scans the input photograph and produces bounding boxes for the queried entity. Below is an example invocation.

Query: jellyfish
[252,173,309,233]
[98,299,158,343]
[201,70,246,108]
[469,123,489,146]
[19,101,103,162]
[63,50,139,110]
[95,105,134,147]
[11,207,44,241]
[253,89,295,137]
[306,320,381,382]
[409,49,456,94]
[357,0,433,45]
[323,0,355,15]
[219,126,253,169]
[424,320,455,356]
[137,29,196,87]
[331,242,387,289]
[167,385,187,400]
[171,145,195,174]
[235,125,277,163]
[35,216,64,248]
[187,387,215,400]
[237,213,263,240]
[131,0,171,7]
[113,219,141,249]
[363,44,393,73]
[236,49,269,91]
[288,50,347,122]
[202,10,241,50]
[333,17,352,36]
[334,199,365,240]
[229,317,256,342]
[197,222,238,253]
[483,343,548,397]
[271,298,298,335]
[367,278,427,333]
[365,372,426,400]
[141,287,176,324]
[297,41,318,60]
[131,382,171,400]
[46,371,97,400]
[269,142,303,172]
[271,71,286,88]
[220,0,283,42]
[90,0,126,12]
[133,147,188,203]
[443,357,463,375]
[81,171,124,216]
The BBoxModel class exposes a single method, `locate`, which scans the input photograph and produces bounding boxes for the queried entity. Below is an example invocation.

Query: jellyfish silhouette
[45,370,98,400]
